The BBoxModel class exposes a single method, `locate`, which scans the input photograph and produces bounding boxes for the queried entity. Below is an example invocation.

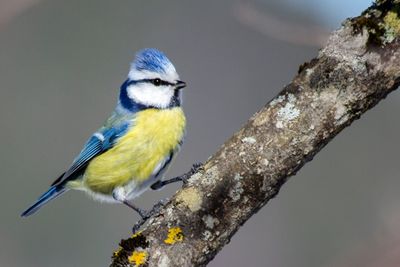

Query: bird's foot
[132,163,204,232]
[150,162,203,190]
[189,162,203,177]
[180,162,203,184]
[132,198,169,233]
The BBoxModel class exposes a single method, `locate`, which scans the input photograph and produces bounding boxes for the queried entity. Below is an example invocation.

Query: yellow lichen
[176,187,202,212]
[128,251,148,266]
[131,231,142,238]
[164,227,184,245]
[113,247,122,257]
[384,11,400,42]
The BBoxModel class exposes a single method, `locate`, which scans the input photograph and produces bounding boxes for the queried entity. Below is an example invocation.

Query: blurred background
[1,0,400,266]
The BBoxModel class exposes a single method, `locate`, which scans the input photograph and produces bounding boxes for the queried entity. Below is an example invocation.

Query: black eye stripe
[153,78,161,86]
[134,78,174,86]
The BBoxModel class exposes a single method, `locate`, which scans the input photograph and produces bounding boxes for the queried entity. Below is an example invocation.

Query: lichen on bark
[110,1,400,266]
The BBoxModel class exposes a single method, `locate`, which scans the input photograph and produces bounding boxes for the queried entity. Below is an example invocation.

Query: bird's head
[119,48,186,111]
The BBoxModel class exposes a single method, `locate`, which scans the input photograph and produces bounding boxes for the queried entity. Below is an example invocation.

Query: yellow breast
[82,107,186,195]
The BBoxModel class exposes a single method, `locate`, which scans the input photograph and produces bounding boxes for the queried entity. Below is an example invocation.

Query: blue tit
[21,48,187,218]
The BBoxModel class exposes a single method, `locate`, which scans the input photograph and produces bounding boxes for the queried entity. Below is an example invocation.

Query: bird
[21,48,187,219]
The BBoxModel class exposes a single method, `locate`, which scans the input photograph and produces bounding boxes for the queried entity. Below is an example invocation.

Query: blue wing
[51,123,129,187]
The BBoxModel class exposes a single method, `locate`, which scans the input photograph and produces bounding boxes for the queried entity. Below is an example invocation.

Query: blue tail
[21,186,66,217]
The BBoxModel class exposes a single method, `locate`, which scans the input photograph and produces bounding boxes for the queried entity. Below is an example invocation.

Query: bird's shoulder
[50,112,135,187]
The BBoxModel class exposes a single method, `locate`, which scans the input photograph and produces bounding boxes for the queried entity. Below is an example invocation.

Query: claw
[189,162,203,175]
[150,162,203,190]
[132,199,169,233]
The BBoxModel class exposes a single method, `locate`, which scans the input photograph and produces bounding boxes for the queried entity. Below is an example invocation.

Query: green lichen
[383,11,400,42]
[351,1,400,47]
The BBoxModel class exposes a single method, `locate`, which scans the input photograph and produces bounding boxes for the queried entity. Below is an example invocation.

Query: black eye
[153,78,161,86]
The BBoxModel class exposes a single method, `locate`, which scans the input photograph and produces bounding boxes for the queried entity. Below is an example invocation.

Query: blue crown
[132,48,172,74]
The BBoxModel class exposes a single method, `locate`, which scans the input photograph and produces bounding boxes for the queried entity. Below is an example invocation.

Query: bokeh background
[1,1,400,266]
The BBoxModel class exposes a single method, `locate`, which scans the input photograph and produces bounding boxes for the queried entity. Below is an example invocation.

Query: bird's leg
[122,200,147,219]
[120,199,153,233]
[131,199,169,233]
[113,188,169,233]
[150,162,203,190]
[113,189,150,228]
[123,162,203,233]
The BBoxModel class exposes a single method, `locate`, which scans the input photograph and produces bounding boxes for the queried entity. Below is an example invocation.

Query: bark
[111,1,400,266]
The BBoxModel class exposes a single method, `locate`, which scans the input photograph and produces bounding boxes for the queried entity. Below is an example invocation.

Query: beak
[174,80,187,90]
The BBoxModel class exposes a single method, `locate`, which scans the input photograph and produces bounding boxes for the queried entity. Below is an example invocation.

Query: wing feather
[52,123,129,187]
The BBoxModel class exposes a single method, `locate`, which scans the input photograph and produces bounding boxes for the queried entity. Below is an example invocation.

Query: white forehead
[128,63,179,82]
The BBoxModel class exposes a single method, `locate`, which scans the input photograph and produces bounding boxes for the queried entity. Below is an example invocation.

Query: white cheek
[127,84,174,108]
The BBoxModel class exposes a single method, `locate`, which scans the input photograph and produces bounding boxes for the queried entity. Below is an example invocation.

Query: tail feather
[21,186,66,217]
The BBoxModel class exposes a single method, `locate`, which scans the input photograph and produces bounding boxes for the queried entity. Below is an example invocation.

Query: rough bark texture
[111,1,400,266]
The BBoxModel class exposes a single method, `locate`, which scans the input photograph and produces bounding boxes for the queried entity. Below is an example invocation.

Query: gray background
[1,1,400,266]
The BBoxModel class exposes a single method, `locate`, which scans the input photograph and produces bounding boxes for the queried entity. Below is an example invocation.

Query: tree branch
[111,1,400,266]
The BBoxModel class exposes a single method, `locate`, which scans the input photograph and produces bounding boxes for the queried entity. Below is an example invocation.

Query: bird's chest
[84,108,186,194]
